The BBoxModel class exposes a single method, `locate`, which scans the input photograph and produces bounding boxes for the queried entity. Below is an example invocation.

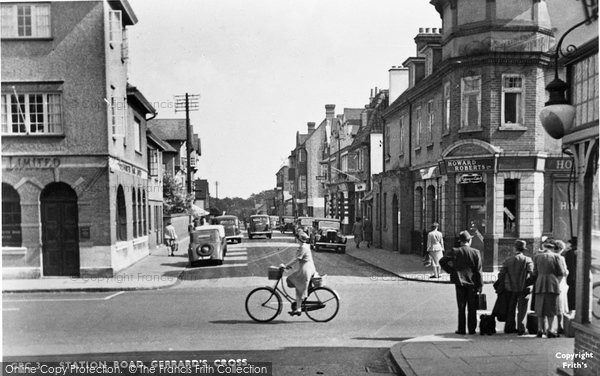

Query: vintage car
[269,216,280,231]
[280,216,295,233]
[311,218,347,253]
[188,224,227,266]
[215,215,243,244]
[248,214,272,239]
[295,216,314,236]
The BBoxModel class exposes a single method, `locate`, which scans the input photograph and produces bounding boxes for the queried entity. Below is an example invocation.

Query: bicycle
[245,266,340,323]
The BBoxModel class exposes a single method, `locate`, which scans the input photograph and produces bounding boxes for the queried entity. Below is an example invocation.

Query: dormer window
[1,3,50,38]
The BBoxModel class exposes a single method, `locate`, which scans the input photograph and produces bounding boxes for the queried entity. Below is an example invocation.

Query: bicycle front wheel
[245,287,282,322]
[304,287,339,322]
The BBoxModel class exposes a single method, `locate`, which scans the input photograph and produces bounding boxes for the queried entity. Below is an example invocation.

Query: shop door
[41,183,80,276]
[463,183,486,251]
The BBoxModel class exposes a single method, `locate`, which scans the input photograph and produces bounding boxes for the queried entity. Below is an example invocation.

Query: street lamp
[539,6,597,139]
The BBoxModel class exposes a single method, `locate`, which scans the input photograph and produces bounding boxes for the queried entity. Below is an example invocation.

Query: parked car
[269,216,280,232]
[311,218,347,253]
[188,224,227,266]
[215,215,243,244]
[248,214,272,239]
[295,216,314,236]
[280,216,295,233]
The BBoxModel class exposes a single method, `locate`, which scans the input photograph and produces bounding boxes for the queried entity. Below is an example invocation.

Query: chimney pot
[439,28,443,34]
[425,28,430,33]
[432,28,437,33]
[419,27,424,33]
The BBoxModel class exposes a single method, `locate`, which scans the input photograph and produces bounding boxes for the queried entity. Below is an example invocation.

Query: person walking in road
[164,221,178,257]
[440,231,483,335]
[352,217,363,248]
[498,239,534,335]
[426,222,445,278]
[363,217,373,248]
[532,239,567,338]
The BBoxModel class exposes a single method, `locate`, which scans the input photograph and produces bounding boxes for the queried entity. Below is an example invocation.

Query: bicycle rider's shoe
[288,310,301,316]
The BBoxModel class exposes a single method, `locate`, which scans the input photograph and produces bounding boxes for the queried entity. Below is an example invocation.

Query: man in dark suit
[440,230,483,335]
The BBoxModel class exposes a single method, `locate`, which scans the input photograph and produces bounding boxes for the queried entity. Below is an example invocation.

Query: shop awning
[361,191,373,202]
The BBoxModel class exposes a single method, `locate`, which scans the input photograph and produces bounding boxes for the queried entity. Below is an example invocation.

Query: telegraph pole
[215,181,219,199]
[174,93,200,194]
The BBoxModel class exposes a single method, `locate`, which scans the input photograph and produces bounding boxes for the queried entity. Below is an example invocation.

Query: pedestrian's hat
[543,238,557,249]
[458,230,473,243]
[514,239,527,251]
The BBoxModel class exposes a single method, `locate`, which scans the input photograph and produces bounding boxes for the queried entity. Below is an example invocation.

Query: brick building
[374,0,570,271]
[1,0,158,277]
[274,165,292,216]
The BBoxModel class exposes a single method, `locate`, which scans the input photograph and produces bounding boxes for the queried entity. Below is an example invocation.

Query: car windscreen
[299,218,312,225]
[218,219,236,225]
[318,221,340,230]
[251,217,268,224]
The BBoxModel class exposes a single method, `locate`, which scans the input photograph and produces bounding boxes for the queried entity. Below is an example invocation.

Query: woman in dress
[533,239,567,338]
[352,217,363,248]
[281,230,317,316]
[554,240,570,334]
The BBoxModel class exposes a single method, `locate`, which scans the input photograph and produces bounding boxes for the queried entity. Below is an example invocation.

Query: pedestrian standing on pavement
[363,217,373,248]
[532,238,567,338]
[562,239,577,313]
[440,230,483,335]
[497,239,534,335]
[164,221,178,257]
[426,222,444,278]
[281,230,317,316]
[352,217,363,248]
[553,240,570,334]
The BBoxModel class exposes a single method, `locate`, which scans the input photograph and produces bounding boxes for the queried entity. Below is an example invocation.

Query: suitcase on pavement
[527,312,538,335]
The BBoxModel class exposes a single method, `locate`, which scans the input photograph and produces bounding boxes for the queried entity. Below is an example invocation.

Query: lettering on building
[444,158,494,173]
[7,157,61,169]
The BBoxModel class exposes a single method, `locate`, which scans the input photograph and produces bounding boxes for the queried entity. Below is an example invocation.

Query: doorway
[41,183,80,276]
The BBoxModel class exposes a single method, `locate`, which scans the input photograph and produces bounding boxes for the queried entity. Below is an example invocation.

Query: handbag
[477,292,487,310]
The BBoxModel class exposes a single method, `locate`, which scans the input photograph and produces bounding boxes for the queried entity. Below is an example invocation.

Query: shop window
[426,185,436,225]
[503,179,519,237]
[414,187,423,231]
[501,75,523,126]
[132,189,137,238]
[461,76,481,128]
[2,183,22,247]
[1,93,62,134]
[1,3,51,38]
[116,186,127,241]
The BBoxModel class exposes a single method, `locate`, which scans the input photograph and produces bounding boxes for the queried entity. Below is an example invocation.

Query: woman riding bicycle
[280,229,316,316]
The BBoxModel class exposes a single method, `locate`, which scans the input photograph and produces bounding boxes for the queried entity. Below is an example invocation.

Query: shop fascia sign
[4,156,61,169]
[109,157,147,179]
[439,157,495,174]
[355,182,367,191]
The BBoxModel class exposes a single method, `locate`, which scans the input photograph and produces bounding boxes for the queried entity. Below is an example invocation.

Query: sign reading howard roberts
[444,158,494,173]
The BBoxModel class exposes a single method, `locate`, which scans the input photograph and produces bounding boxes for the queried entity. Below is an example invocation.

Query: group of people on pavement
[352,217,373,248]
[432,220,576,337]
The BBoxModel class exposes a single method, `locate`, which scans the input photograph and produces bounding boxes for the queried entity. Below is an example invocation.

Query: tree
[163,174,194,214]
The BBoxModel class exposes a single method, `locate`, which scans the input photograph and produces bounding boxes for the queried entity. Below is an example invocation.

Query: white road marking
[196,263,247,269]
[5,291,125,303]
[3,307,19,311]
[250,244,296,263]
[225,256,248,261]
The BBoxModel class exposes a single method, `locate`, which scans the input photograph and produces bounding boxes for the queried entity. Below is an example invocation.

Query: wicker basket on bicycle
[268,266,283,280]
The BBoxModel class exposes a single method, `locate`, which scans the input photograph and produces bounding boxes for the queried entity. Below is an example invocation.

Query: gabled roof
[126,84,156,117]
[147,129,177,152]
[148,119,187,141]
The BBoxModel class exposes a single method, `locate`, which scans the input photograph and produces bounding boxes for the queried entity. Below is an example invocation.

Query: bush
[163,174,194,214]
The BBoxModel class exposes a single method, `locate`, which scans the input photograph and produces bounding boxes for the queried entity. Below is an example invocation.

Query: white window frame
[108,10,122,44]
[134,117,141,152]
[460,75,481,129]
[1,93,63,135]
[1,3,51,38]
[415,106,422,146]
[501,74,524,126]
[427,100,434,142]
[399,116,404,155]
[443,82,450,134]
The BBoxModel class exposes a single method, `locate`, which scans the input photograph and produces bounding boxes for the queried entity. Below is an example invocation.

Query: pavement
[2,235,577,376]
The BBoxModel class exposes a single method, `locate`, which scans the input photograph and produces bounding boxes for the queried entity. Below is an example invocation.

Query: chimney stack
[307,122,316,133]
[325,104,336,122]
[388,66,409,104]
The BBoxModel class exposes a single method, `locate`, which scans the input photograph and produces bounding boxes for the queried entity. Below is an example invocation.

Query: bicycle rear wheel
[304,287,339,322]
[245,287,282,322]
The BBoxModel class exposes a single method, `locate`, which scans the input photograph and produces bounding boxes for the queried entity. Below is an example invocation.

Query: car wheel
[249,234,253,239]
[238,238,242,244]
[217,259,223,265]
[340,247,346,254]
[314,246,319,252]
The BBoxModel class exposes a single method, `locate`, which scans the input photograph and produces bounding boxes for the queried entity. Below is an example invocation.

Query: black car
[311,218,347,253]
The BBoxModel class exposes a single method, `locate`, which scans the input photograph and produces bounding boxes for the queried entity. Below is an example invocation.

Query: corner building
[1,1,155,278]
[376,0,573,270]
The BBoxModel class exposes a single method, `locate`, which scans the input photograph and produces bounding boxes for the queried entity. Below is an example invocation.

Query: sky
[127,0,441,199]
